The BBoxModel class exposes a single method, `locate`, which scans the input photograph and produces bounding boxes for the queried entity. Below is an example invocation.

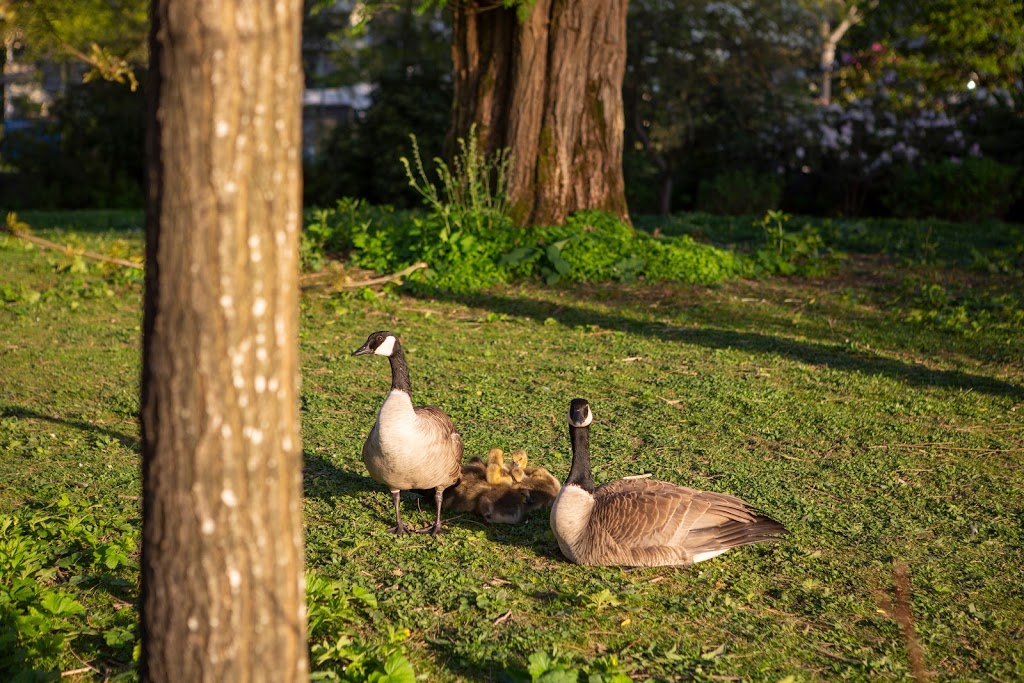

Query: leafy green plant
[899,279,1024,336]
[310,629,416,683]
[306,576,416,682]
[400,125,512,238]
[0,495,139,679]
[302,198,395,273]
[752,210,837,276]
[0,282,42,306]
[517,650,632,683]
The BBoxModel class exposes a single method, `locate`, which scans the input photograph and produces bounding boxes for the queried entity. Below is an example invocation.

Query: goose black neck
[387,343,412,394]
[565,425,595,492]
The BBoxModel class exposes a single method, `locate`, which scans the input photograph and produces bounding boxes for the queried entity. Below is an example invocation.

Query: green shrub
[300,133,833,291]
[883,157,1021,221]
[302,202,751,291]
[696,168,782,216]
[535,210,749,285]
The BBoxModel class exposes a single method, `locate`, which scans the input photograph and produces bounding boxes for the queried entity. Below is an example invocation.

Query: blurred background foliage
[1,0,1022,221]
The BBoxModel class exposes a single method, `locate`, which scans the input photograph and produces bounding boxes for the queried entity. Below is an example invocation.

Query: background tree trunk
[450,0,630,226]
[141,1,307,681]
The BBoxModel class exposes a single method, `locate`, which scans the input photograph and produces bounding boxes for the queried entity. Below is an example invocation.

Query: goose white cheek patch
[374,335,397,356]
[571,407,593,427]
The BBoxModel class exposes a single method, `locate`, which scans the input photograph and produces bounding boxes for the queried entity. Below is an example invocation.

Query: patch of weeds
[624,642,729,682]
[0,282,43,308]
[898,279,1024,336]
[401,124,512,238]
[0,494,139,679]
[306,574,417,681]
[503,650,631,683]
[752,210,839,276]
[968,242,1024,277]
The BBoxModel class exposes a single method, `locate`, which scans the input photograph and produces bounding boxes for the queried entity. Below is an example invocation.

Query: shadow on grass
[411,288,1024,401]
[422,636,524,683]
[0,404,140,450]
[304,449,380,500]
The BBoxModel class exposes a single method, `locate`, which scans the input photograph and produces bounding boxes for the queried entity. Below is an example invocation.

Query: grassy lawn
[1,210,1023,681]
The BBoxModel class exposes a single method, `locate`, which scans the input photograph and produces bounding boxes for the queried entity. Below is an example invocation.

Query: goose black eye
[376,335,383,342]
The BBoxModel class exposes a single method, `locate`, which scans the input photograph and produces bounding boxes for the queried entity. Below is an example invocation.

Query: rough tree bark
[450,0,630,226]
[141,2,307,681]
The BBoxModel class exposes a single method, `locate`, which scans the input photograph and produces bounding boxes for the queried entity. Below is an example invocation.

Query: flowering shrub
[785,91,977,214]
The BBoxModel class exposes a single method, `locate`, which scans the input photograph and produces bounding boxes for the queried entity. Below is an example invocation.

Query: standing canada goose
[550,398,787,567]
[353,331,463,536]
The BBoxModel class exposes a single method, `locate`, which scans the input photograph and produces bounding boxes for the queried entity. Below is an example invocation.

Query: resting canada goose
[434,456,529,524]
[485,448,514,486]
[508,449,528,483]
[478,486,530,524]
[353,331,463,536]
[549,398,787,567]
[505,449,560,511]
[520,465,561,513]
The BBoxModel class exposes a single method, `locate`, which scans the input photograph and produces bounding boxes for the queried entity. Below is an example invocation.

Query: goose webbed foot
[387,490,410,535]
[414,521,447,536]
[412,487,447,536]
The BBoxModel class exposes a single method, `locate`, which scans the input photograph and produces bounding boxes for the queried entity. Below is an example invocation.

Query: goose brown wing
[591,480,762,548]
[414,404,457,433]
[414,404,463,482]
[590,480,695,546]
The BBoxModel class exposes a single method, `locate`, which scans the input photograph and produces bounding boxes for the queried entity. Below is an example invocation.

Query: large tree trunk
[141,2,308,681]
[450,0,629,226]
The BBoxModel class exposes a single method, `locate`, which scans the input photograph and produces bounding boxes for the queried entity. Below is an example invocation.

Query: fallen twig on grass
[3,220,144,270]
[61,667,95,678]
[300,261,428,290]
[492,609,513,625]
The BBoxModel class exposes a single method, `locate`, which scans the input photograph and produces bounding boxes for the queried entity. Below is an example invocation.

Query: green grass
[2,210,1023,681]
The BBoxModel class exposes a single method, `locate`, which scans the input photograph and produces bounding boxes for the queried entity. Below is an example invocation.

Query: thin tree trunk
[819,2,866,105]
[626,82,673,215]
[658,171,672,216]
[141,2,308,681]
[450,0,629,226]
[1,31,7,135]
